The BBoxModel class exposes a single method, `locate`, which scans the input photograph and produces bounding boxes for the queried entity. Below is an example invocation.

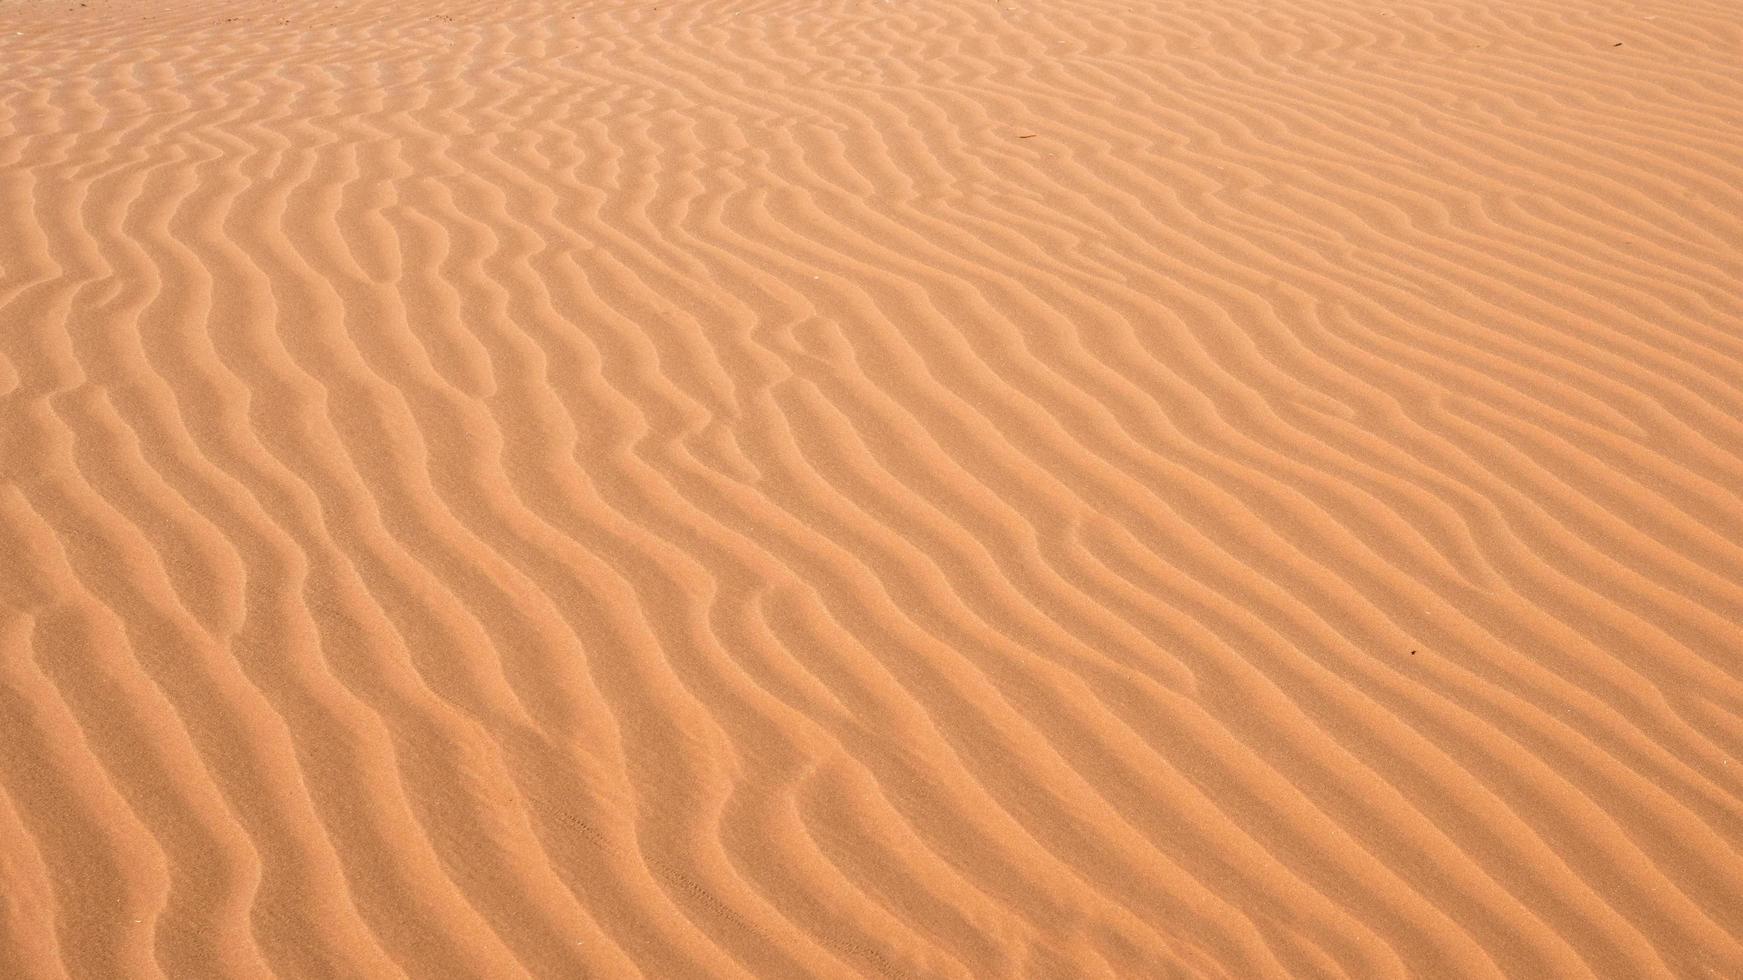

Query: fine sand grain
[2,0,1742,976]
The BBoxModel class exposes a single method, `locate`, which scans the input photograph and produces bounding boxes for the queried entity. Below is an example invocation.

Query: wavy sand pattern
[2,0,1742,975]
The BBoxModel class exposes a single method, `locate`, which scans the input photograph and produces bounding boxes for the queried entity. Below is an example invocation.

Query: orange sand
[2,0,1742,976]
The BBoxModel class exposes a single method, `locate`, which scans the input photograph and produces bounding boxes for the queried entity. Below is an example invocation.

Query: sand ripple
[2,0,1741,975]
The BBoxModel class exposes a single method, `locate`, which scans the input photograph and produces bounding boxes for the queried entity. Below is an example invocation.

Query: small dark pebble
[1613,42,1623,46]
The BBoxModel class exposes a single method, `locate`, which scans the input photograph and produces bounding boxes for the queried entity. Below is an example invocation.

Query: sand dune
[2,0,1741,975]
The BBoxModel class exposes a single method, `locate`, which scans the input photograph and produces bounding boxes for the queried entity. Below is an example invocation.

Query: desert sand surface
[2,0,1742,975]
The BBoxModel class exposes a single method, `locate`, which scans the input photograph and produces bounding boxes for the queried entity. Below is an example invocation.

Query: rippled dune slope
[2,0,1742,975]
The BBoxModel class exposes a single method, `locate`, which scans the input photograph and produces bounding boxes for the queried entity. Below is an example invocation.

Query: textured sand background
[2,0,1742,976]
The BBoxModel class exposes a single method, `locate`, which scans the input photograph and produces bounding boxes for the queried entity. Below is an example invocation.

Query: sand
[1,0,1741,975]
